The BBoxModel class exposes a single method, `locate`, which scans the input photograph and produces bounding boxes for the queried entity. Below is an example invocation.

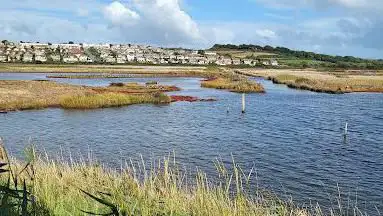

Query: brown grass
[201,77,265,93]
[60,92,170,109]
[0,63,206,75]
[0,80,175,111]
[237,69,383,94]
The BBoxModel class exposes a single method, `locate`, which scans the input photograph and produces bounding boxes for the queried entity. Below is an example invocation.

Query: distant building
[23,52,34,62]
[270,59,279,66]
[0,55,7,62]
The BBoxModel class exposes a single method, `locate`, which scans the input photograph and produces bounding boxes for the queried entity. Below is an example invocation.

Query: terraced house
[0,40,278,67]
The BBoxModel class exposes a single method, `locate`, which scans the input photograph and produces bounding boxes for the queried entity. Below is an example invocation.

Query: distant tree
[197,50,205,55]
[68,41,74,44]
[48,42,52,46]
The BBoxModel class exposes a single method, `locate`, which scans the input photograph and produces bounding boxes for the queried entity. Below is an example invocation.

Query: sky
[0,0,382,59]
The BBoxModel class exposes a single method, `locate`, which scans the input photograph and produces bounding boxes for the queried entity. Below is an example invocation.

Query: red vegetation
[170,95,216,102]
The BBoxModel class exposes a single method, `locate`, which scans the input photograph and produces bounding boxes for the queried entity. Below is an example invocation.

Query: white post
[242,93,246,113]
[344,122,348,136]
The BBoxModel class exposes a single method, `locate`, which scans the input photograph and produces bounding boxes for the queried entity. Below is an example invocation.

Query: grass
[270,74,383,94]
[0,141,311,216]
[0,141,375,215]
[201,77,265,93]
[60,92,170,109]
[214,50,276,59]
[0,80,175,111]
[236,69,383,94]
[0,63,207,75]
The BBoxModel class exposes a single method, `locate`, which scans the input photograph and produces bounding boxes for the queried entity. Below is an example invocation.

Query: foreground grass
[201,77,265,93]
[0,148,310,216]
[0,80,174,111]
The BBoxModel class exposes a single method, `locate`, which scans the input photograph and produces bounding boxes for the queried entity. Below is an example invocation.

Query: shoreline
[235,69,383,94]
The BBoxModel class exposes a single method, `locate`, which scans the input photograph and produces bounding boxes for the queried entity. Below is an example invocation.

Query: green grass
[0,141,375,215]
[1,150,307,215]
[59,92,171,109]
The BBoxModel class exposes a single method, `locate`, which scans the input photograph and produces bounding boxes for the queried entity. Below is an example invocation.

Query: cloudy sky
[0,0,382,58]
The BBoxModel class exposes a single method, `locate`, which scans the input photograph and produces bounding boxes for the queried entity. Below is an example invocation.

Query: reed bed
[269,74,383,94]
[236,69,383,94]
[201,77,265,93]
[60,92,170,109]
[0,139,375,215]
[0,147,308,216]
[0,80,174,111]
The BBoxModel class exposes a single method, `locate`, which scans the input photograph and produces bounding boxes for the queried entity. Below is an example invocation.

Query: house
[243,59,254,66]
[78,54,90,63]
[50,54,61,62]
[116,55,126,64]
[0,55,7,62]
[23,52,34,62]
[270,59,279,66]
[136,57,146,63]
[262,61,270,66]
[232,59,241,65]
[104,56,116,63]
[63,56,78,63]
[35,55,47,62]
[126,54,135,62]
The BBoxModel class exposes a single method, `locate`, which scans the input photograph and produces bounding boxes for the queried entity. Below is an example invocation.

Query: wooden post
[242,93,246,113]
[344,122,348,136]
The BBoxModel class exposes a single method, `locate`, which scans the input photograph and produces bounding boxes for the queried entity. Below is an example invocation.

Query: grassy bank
[201,77,265,93]
[0,80,174,111]
[60,92,170,109]
[0,143,311,216]
[269,74,383,94]
[237,69,383,94]
[0,63,207,75]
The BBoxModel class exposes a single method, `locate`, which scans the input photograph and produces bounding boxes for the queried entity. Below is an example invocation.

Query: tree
[197,50,205,55]
[68,41,74,44]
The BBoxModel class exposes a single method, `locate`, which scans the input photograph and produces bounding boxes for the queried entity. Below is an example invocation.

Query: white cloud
[100,0,202,46]
[131,0,201,40]
[255,0,383,11]
[255,29,277,39]
[103,1,140,26]
[0,0,383,58]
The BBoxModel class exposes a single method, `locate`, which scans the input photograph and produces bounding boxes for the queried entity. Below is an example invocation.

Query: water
[1,73,383,214]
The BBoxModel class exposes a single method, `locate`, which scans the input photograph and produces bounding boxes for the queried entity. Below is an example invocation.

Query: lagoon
[1,73,382,214]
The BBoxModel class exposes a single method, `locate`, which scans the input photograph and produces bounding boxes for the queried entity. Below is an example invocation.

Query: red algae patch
[170,95,216,102]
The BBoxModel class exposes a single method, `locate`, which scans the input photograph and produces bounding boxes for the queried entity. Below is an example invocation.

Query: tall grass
[0,99,51,111]
[269,74,383,94]
[59,92,171,109]
[201,78,265,93]
[0,140,376,215]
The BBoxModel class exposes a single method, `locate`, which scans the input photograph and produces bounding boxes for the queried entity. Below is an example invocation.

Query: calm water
[1,73,383,214]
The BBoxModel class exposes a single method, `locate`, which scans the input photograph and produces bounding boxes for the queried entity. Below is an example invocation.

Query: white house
[23,52,34,62]
[35,55,47,62]
[0,55,7,62]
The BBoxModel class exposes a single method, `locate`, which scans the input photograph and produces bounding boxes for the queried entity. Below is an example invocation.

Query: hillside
[210,44,383,70]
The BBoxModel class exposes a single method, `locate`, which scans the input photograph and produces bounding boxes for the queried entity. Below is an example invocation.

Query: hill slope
[210,44,383,69]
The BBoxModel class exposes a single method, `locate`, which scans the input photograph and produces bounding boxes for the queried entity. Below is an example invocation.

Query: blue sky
[0,0,382,58]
